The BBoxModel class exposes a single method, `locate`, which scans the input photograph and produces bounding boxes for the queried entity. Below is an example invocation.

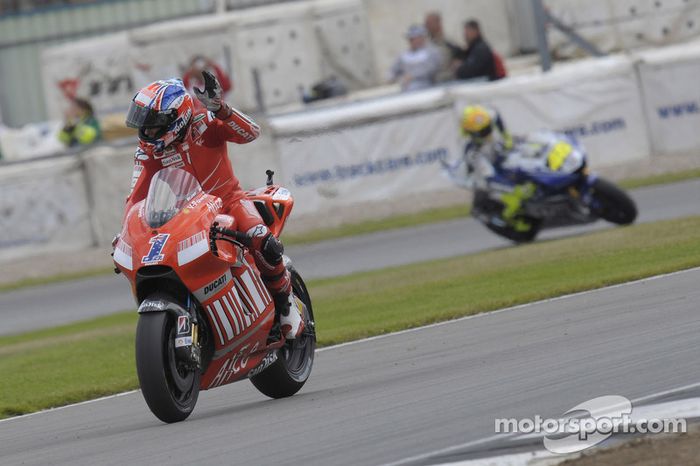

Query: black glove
[193,70,223,113]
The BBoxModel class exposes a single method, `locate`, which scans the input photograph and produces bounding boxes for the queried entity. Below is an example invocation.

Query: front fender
[138,293,188,318]
[138,293,201,366]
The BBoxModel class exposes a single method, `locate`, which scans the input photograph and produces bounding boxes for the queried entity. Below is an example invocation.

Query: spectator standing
[389,25,442,92]
[455,19,502,82]
[58,97,101,148]
[424,11,461,82]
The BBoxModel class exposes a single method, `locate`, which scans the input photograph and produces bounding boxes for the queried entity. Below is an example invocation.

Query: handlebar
[209,222,252,257]
[217,227,252,247]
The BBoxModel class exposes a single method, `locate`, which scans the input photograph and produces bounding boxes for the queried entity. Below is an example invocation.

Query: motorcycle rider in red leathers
[123,71,303,339]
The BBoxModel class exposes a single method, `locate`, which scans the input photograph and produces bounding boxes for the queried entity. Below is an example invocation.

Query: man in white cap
[388,24,442,92]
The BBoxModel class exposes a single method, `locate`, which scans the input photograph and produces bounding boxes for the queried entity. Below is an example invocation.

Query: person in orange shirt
[124,72,303,339]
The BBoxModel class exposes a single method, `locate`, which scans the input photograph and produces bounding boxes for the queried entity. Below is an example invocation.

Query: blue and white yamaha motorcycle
[447,131,637,243]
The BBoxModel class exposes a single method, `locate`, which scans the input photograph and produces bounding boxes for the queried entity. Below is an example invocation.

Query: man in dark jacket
[455,19,497,81]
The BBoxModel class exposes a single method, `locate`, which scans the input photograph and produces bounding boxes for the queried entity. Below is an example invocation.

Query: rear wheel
[135,311,200,423]
[250,269,316,398]
[591,178,637,225]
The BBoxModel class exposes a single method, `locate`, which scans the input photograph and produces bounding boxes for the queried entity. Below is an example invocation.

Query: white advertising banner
[0,157,93,260]
[272,105,460,216]
[450,56,651,168]
[636,42,700,156]
[41,33,134,121]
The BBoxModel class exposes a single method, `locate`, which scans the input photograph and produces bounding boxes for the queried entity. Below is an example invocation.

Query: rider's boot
[251,230,304,340]
[499,182,536,230]
[274,292,304,340]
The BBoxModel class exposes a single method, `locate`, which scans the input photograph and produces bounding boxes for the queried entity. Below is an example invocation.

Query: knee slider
[261,234,284,265]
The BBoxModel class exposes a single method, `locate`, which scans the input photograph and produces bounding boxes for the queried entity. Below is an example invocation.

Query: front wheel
[250,268,316,398]
[135,311,200,423]
[591,178,637,225]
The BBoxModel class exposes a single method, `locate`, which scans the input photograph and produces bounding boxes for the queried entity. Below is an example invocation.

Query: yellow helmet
[461,105,493,139]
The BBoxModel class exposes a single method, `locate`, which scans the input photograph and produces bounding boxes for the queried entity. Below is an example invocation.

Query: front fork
[577,171,599,208]
[174,294,202,370]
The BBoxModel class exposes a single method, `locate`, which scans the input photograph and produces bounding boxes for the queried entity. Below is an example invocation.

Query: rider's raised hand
[193,70,223,113]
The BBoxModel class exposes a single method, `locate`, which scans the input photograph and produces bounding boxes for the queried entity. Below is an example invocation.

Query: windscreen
[144,168,202,228]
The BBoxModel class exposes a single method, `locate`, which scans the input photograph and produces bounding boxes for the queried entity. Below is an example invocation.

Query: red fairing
[115,183,294,390]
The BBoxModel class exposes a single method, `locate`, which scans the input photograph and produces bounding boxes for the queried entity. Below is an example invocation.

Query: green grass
[0,312,137,418]
[618,168,700,190]
[311,215,700,344]
[2,215,700,419]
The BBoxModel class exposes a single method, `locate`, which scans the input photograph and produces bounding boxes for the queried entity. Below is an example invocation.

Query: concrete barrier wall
[81,146,135,246]
[0,157,93,261]
[4,41,700,259]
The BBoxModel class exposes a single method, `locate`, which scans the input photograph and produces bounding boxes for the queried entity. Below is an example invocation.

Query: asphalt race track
[1,268,699,465]
[0,179,699,335]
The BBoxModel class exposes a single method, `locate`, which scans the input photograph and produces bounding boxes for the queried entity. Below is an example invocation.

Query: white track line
[2,266,699,426]
[0,390,139,425]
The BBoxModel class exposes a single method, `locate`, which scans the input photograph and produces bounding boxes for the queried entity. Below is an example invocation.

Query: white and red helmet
[126,78,194,152]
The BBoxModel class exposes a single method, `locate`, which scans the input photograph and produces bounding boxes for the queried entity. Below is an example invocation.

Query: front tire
[591,178,637,225]
[250,269,316,398]
[135,311,200,423]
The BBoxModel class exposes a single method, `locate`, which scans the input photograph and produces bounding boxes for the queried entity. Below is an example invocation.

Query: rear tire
[136,311,200,423]
[250,269,316,399]
[591,178,637,225]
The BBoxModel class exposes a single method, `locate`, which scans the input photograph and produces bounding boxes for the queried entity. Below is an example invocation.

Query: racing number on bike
[547,142,573,171]
[142,233,170,265]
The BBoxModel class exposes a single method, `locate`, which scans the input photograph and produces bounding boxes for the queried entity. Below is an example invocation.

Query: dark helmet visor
[125,101,176,129]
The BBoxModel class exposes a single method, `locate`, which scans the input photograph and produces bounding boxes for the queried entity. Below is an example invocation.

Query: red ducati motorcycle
[113,167,315,423]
